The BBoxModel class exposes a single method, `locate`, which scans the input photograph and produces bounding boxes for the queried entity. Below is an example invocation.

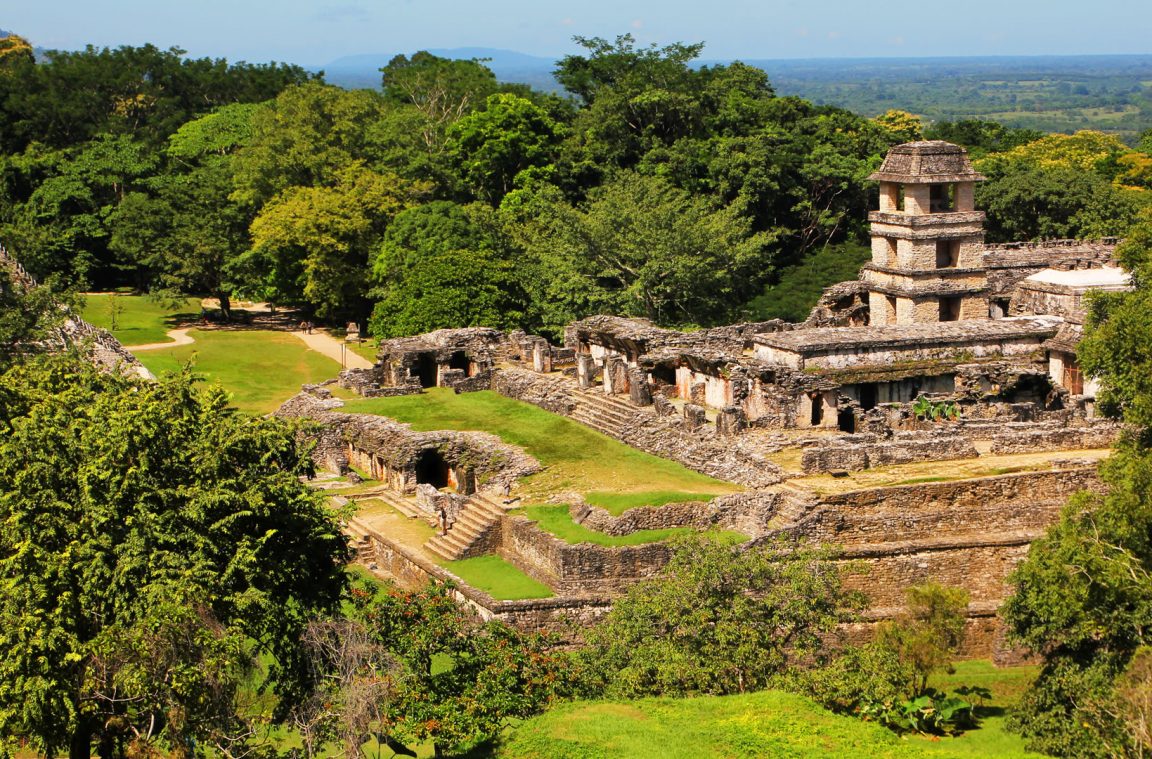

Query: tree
[244,164,428,319]
[1001,222,1152,758]
[368,201,526,338]
[577,533,861,698]
[877,583,969,696]
[446,93,562,204]
[354,580,565,757]
[0,356,350,757]
[507,171,774,332]
[0,254,71,369]
[381,52,498,149]
[109,103,260,315]
[872,109,923,143]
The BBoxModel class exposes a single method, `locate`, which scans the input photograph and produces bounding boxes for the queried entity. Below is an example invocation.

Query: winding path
[123,328,196,351]
[291,329,375,370]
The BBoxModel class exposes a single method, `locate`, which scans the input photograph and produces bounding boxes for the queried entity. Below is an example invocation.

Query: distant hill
[321,47,559,91]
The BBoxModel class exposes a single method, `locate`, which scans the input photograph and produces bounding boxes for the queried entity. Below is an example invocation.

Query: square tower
[865,141,988,326]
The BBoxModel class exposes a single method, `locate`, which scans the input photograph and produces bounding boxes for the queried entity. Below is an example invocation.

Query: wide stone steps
[424,493,507,561]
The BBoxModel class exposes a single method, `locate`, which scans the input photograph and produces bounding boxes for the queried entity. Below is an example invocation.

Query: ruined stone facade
[293,140,1130,657]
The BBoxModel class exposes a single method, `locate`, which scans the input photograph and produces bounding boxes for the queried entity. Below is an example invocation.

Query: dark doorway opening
[415,353,438,388]
[414,448,449,489]
[935,239,961,269]
[859,383,878,411]
[838,408,856,433]
[651,363,676,387]
[809,393,824,427]
[448,350,472,377]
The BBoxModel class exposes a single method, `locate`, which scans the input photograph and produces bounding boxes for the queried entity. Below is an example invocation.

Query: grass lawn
[498,666,1047,759]
[524,504,746,547]
[585,489,721,515]
[341,389,741,502]
[81,293,201,345]
[443,555,554,600]
[136,329,340,413]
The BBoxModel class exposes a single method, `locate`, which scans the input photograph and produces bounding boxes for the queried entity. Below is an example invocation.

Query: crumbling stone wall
[800,431,979,473]
[501,517,674,595]
[988,422,1121,454]
[571,493,782,537]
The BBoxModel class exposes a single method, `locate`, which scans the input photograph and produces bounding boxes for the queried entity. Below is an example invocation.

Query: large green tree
[1002,220,1152,758]
[578,533,860,698]
[0,355,349,757]
[507,171,774,331]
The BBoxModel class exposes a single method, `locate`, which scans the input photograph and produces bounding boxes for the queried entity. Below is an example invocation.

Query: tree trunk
[217,291,232,322]
[70,720,92,759]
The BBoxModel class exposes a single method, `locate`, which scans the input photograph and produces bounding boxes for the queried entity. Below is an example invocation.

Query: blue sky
[6,0,1151,66]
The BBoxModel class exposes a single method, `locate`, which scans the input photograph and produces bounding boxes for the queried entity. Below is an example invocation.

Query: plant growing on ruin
[911,395,960,422]
[576,533,863,698]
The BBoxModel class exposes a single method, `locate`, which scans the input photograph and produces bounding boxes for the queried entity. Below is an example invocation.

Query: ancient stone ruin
[284,140,1127,657]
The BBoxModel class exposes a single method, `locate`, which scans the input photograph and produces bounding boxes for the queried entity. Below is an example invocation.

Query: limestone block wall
[501,517,673,595]
[571,493,783,538]
[800,432,978,473]
[988,423,1121,454]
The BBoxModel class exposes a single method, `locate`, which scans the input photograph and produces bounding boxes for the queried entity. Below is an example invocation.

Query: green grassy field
[524,504,746,547]
[584,489,721,515]
[81,293,201,345]
[443,555,554,600]
[340,389,741,502]
[137,329,340,413]
[498,664,1046,759]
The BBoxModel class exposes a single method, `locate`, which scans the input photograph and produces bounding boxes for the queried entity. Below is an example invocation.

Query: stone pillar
[683,403,707,431]
[603,355,624,394]
[627,367,652,406]
[690,382,706,406]
[577,354,599,389]
[715,406,746,437]
[530,338,553,373]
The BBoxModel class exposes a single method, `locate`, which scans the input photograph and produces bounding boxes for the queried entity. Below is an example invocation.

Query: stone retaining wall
[501,517,673,595]
[572,493,782,537]
[801,431,978,473]
[989,423,1121,454]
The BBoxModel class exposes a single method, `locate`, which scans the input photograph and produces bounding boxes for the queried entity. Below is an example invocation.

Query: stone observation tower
[864,141,987,325]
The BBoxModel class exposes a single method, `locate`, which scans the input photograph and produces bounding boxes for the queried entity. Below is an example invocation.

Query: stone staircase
[765,487,818,532]
[569,387,648,439]
[362,488,430,522]
[424,492,508,561]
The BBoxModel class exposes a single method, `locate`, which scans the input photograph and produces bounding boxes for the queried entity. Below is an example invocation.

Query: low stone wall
[446,369,496,393]
[501,516,673,595]
[491,369,577,416]
[989,422,1121,455]
[352,519,611,635]
[800,431,978,473]
[788,468,1101,547]
[572,493,782,538]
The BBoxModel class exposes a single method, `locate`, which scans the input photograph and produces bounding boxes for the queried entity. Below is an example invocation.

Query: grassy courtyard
[81,293,201,345]
[523,504,746,547]
[340,389,741,504]
[443,555,554,600]
[136,329,340,413]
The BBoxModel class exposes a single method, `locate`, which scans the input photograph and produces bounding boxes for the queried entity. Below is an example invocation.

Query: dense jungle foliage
[3,32,1150,337]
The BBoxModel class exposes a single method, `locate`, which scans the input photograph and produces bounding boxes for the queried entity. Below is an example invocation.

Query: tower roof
[868,141,985,184]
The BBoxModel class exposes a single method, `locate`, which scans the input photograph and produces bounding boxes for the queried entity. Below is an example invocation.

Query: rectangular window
[939,296,962,322]
[935,240,961,269]
[929,183,956,213]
